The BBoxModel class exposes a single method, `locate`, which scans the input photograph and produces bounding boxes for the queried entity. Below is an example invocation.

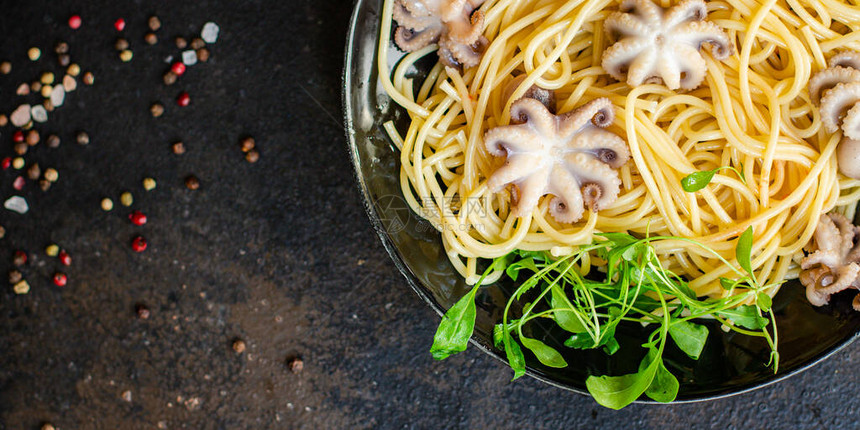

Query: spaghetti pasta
[377,0,860,298]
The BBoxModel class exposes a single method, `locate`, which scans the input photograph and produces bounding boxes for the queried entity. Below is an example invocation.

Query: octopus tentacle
[801,213,860,311]
[563,154,623,211]
[484,126,541,155]
[604,11,651,41]
[819,82,860,134]
[438,35,487,68]
[394,25,442,51]
[674,20,733,60]
[626,45,659,87]
[547,166,586,223]
[619,0,663,27]
[663,0,707,28]
[515,169,553,217]
[391,0,486,69]
[672,43,708,90]
[486,153,544,192]
[558,98,615,138]
[601,39,652,83]
[829,50,860,70]
[567,129,631,169]
[510,98,557,134]
[502,75,556,113]
[446,10,484,44]
[841,103,860,140]
[393,0,439,31]
[808,66,860,105]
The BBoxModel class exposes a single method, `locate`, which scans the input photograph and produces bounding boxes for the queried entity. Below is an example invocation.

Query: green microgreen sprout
[681,166,746,192]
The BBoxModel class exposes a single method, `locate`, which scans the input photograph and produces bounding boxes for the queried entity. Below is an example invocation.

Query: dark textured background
[0,1,855,429]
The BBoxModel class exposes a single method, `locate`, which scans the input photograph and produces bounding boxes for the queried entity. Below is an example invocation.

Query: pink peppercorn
[59,250,72,266]
[53,272,68,287]
[176,92,190,107]
[114,18,126,31]
[2,157,11,170]
[69,15,82,29]
[129,210,147,226]
[13,131,24,142]
[12,176,24,190]
[132,236,147,252]
[171,62,186,76]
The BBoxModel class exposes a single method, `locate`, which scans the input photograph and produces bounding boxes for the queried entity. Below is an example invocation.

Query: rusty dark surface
[0,1,856,429]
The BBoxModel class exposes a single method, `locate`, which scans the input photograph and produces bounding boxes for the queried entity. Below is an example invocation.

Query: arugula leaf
[717,305,769,329]
[645,357,679,403]
[504,335,526,380]
[681,169,718,192]
[596,232,638,248]
[668,320,708,360]
[736,226,754,278]
[565,325,617,350]
[551,285,586,333]
[719,277,736,291]
[430,285,479,360]
[520,336,568,368]
[493,320,519,348]
[756,292,772,312]
[586,347,661,410]
[506,257,539,281]
[603,336,620,355]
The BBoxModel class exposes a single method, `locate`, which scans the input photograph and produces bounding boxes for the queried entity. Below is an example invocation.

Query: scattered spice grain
[191,38,205,50]
[115,38,129,51]
[12,250,27,266]
[163,71,177,85]
[114,18,126,32]
[131,236,147,252]
[101,198,114,211]
[148,16,161,31]
[13,280,30,294]
[0,115,7,126]
[120,49,133,62]
[232,339,246,354]
[47,134,60,148]
[53,272,67,287]
[196,48,210,62]
[185,175,200,190]
[176,91,190,107]
[67,63,81,76]
[8,270,22,284]
[28,47,41,61]
[26,130,39,145]
[46,244,59,257]
[12,157,24,169]
[14,143,28,156]
[76,131,89,145]
[240,137,255,152]
[245,150,260,163]
[129,210,147,226]
[55,42,69,54]
[58,54,70,67]
[27,163,40,180]
[136,303,151,319]
[44,168,59,182]
[68,15,82,29]
[145,33,158,45]
[120,191,133,207]
[143,177,157,191]
[150,103,164,117]
[172,141,186,154]
[82,71,94,85]
[288,357,304,374]
[58,250,71,266]
[175,37,188,49]
[0,61,10,74]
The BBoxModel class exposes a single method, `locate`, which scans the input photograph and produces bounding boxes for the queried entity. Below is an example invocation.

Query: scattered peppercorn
[46,244,59,257]
[68,15,82,29]
[131,236,147,252]
[12,157,24,169]
[42,424,56,430]
[129,210,147,226]
[232,339,246,354]
[14,143,28,155]
[119,49,133,62]
[39,179,51,191]
[287,357,304,374]
[41,72,54,85]
[172,141,186,154]
[171,62,186,76]
[176,92,190,107]
[114,38,129,51]
[120,191,133,207]
[40,85,53,98]
[148,16,161,31]
[0,115,7,126]
[53,272,68,287]
[76,131,89,145]
[12,250,27,266]
[67,64,81,76]
[0,61,10,74]
[28,47,41,61]
[58,54,70,67]
[83,71,94,85]
[0,225,5,239]
[246,150,260,163]
[101,198,114,211]
[30,81,42,92]
[150,103,164,117]
[136,303,151,319]
[240,137,255,152]
[26,130,39,145]
[191,38,205,50]
[185,175,200,190]
[16,83,28,95]
[175,37,188,49]
[27,163,40,180]
[47,134,60,148]
[10,276,33,296]
[1,158,9,169]
[145,33,158,45]
[114,18,126,32]
[163,71,177,85]
[13,280,30,295]
[55,42,69,54]
[143,177,156,191]
[13,130,24,142]
[8,270,22,284]
[44,168,59,182]
[12,176,25,190]
[58,250,72,266]
[196,48,210,62]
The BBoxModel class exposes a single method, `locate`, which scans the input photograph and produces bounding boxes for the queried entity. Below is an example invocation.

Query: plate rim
[340,0,860,403]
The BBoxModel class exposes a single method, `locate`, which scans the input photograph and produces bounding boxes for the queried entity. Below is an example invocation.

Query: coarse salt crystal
[50,85,66,107]
[201,22,219,44]
[10,105,31,127]
[181,50,198,66]
[4,196,29,214]
[31,105,48,123]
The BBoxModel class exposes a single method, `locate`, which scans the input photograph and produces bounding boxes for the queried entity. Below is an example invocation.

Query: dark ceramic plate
[342,0,860,401]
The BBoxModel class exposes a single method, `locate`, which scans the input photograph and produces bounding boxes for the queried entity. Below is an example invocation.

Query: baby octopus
[800,213,860,312]
[392,0,488,69]
[484,96,630,223]
[808,51,860,179]
[601,0,732,90]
